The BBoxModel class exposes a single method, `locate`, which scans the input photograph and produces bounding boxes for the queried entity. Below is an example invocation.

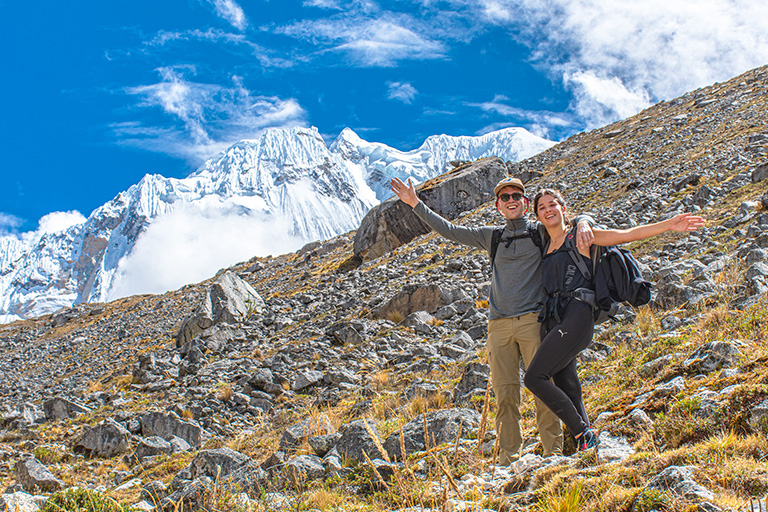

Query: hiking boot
[576,428,598,452]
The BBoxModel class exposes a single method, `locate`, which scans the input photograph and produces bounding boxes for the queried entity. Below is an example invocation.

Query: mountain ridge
[0,126,554,323]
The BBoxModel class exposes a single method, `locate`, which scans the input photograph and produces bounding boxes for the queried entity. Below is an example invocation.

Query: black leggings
[524,300,593,437]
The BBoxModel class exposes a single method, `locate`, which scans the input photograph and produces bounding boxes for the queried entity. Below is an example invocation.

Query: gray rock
[448,331,474,348]
[73,419,131,458]
[748,397,768,432]
[354,157,508,262]
[177,271,264,347]
[404,380,442,400]
[335,419,387,464]
[14,457,64,493]
[627,408,653,427]
[0,491,40,512]
[43,397,91,422]
[683,341,742,373]
[327,322,364,346]
[372,284,470,320]
[383,408,480,460]
[401,311,436,334]
[645,465,714,501]
[639,354,677,378]
[753,162,768,182]
[160,476,212,512]
[140,480,168,502]
[190,447,252,480]
[136,436,173,459]
[292,370,324,391]
[261,450,287,475]
[654,376,686,397]
[323,447,343,473]
[140,411,206,448]
[279,415,334,452]
[453,362,490,403]
[596,432,635,463]
[660,315,682,331]
[282,454,326,485]
[308,433,341,457]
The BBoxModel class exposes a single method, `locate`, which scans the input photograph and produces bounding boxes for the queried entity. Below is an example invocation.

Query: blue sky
[2,0,767,234]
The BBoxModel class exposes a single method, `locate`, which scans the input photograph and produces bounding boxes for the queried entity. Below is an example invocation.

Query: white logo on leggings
[558,329,567,337]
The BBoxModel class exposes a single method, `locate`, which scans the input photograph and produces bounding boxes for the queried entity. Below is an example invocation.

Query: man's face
[496,186,527,220]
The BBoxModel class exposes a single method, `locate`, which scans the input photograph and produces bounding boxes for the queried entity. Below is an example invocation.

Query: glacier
[0,125,555,323]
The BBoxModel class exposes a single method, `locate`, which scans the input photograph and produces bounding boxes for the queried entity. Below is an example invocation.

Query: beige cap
[493,177,525,197]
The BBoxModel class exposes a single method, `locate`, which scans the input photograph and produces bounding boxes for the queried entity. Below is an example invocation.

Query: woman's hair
[533,188,573,226]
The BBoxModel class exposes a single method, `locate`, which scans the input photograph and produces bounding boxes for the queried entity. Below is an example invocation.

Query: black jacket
[593,247,652,309]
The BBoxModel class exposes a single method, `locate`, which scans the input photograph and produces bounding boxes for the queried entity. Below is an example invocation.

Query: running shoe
[577,428,598,451]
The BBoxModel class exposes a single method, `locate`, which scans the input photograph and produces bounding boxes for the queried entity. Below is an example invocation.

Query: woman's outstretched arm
[592,213,704,246]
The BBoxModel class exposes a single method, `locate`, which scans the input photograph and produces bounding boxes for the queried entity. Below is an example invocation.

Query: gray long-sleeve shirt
[413,201,545,320]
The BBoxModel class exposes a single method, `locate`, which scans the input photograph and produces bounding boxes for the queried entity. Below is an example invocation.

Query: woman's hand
[667,212,705,232]
[390,177,420,208]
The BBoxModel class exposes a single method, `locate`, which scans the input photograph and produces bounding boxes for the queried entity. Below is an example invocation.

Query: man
[390,176,593,463]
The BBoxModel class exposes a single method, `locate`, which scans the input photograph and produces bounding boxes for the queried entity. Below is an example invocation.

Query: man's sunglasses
[498,192,525,202]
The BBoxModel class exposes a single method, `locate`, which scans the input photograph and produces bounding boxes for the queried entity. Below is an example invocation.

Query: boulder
[190,447,252,480]
[43,397,91,422]
[292,370,324,392]
[73,419,131,458]
[752,162,768,182]
[326,322,365,346]
[383,408,480,460]
[453,362,490,403]
[372,284,470,320]
[645,466,714,501]
[353,157,508,262]
[139,412,206,448]
[282,454,326,485]
[0,491,40,512]
[682,341,742,373]
[135,436,173,459]
[177,271,264,347]
[14,457,64,493]
[279,415,334,452]
[748,397,768,432]
[335,419,387,464]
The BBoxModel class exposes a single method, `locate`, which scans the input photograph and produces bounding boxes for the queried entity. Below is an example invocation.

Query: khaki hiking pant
[487,314,563,464]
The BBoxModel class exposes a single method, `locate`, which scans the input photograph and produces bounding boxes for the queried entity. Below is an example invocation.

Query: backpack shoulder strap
[489,227,504,266]
[528,223,543,254]
[563,227,593,280]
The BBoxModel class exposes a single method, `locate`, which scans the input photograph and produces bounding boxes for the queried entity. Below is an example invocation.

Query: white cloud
[37,211,87,234]
[207,0,248,31]
[469,0,768,128]
[277,15,447,66]
[0,213,23,235]
[303,0,344,9]
[387,81,418,104]
[471,95,575,139]
[1,211,85,238]
[118,67,307,163]
[106,206,303,300]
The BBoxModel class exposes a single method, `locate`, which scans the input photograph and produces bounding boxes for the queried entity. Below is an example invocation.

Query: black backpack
[561,231,652,323]
[488,224,542,266]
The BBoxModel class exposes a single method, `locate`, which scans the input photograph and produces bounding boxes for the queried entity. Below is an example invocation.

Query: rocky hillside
[1,65,768,512]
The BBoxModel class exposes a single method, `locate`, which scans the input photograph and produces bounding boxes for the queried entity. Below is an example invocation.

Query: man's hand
[576,220,594,251]
[390,177,420,208]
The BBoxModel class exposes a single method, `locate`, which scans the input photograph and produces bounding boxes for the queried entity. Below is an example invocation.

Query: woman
[523,188,704,451]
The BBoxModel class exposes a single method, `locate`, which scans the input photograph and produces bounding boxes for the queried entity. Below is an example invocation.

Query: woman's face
[535,194,566,227]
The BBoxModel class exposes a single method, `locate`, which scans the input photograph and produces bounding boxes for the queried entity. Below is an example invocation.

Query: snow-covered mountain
[0,126,555,323]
